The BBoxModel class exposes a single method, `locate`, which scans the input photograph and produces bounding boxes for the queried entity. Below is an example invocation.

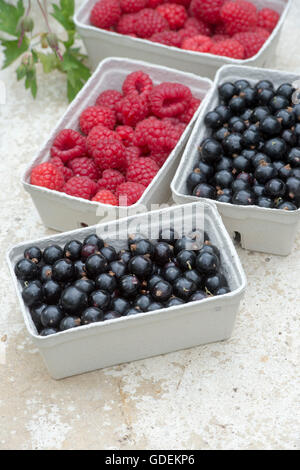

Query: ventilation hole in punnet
[234,231,241,245]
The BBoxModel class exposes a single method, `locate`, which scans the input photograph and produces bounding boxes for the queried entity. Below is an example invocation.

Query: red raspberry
[97,169,125,192]
[93,138,127,171]
[67,157,100,181]
[210,38,245,59]
[178,26,200,43]
[184,17,211,36]
[180,97,201,123]
[92,189,118,205]
[125,146,142,167]
[147,0,164,7]
[117,93,150,127]
[257,8,279,32]
[31,162,64,191]
[120,0,147,14]
[86,124,121,156]
[116,13,138,35]
[169,0,191,6]
[149,82,192,118]
[116,182,146,206]
[122,71,153,97]
[220,1,258,36]
[182,35,213,52]
[156,3,188,30]
[63,176,98,200]
[162,117,181,126]
[50,129,86,164]
[116,125,135,147]
[234,31,267,59]
[149,150,169,167]
[127,157,159,187]
[90,0,121,29]
[80,106,116,135]
[95,90,123,112]
[134,117,181,153]
[212,34,230,42]
[150,30,182,47]
[213,22,228,35]
[134,9,169,38]
[191,0,225,25]
[50,157,74,181]
[249,27,270,41]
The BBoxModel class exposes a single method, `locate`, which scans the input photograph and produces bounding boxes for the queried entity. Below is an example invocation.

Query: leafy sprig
[0,0,91,101]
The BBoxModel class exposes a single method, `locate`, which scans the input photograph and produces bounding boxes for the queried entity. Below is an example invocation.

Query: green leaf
[16,63,26,81]
[25,66,37,98]
[37,52,59,74]
[0,0,24,36]
[1,36,29,68]
[51,0,75,47]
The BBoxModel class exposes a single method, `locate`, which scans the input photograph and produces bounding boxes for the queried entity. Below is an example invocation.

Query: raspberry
[90,0,121,29]
[50,157,74,182]
[120,0,147,14]
[134,9,169,38]
[213,22,228,35]
[50,129,86,164]
[184,17,211,36]
[191,0,225,25]
[116,13,138,35]
[63,176,98,200]
[149,150,169,167]
[134,117,181,153]
[257,8,279,32]
[156,3,188,30]
[180,97,201,123]
[169,0,191,6]
[210,38,245,59]
[178,26,201,43]
[234,31,267,59]
[116,182,146,206]
[249,27,270,41]
[116,125,135,147]
[127,157,159,187]
[93,138,127,171]
[122,71,153,97]
[80,106,116,135]
[31,162,64,191]
[125,146,142,166]
[92,189,118,205]
[86,124,121,156]
[150,30,182,47]
[212,34,230,42]
[182,35,213,52]
[67,157,100,181]
[149,82,192,118]
[95,90,123,112]
[220,1,258,36]
[97,169,125,192]
[117,93,150,127]
[147,0,163,7]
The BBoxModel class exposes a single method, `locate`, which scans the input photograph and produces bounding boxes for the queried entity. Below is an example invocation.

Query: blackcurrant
[43,245,63,265]
[90,290,111,310]
[41,305,63,328]
[61,286,88,315]
[52,258,75,283]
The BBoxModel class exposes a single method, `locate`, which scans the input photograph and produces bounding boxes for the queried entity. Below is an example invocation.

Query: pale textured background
[0,0,299,450]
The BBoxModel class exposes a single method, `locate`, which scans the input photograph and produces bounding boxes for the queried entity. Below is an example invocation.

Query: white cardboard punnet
[74,0,291,79]
[22,57,212,232]
[7,202,247,380]
[171,65,300,256]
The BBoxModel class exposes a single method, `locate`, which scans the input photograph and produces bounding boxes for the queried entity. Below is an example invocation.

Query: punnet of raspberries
[30,70,201,206]
[89,0,280,60]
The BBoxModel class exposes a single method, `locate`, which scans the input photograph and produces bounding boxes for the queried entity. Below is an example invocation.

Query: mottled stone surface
[0,0,299,451]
